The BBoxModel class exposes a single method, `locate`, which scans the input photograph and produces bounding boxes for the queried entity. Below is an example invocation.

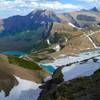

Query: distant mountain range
[0,7,100,52]
[90,7,99,12]
[0,9,80,37]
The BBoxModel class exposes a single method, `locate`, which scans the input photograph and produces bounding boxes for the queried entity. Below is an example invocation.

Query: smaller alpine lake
[0,51,25,56]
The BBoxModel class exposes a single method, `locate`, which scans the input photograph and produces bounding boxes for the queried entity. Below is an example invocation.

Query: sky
[0,0,100,18]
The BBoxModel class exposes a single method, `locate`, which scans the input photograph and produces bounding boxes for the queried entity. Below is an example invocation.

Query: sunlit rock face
[0,70,18,97]
[0,54,50,100]
[0,73,41,100]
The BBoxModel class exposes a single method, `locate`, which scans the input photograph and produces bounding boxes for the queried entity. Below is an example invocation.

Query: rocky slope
[0,8,100,65]
[38,53,100,100]
[0,54,50,83]
[28,8,100,59]
[39,69,100,100]
[69,7,100,27]
[0,54,51,100]
[0,9,79,52]
[0,8,100,53]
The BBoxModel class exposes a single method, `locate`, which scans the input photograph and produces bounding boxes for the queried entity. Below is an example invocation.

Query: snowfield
[62,57,100,81]
[44,50,100,67]
[0,76,41,100]
[68,22,82,29]
[0,50,100,100]
[42,49,100,82]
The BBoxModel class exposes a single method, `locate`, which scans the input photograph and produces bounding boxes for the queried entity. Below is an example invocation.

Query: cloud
[40,1,82,10]
[0,0,82,11]
[78,0,100,5]
[78,0,100,9]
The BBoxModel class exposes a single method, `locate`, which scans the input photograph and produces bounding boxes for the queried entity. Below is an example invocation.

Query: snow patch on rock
[68,22,82,29]
[47,39,51,45]
[62,57,100,81]
[0,76,41,100]
[45,50,100,66]
[53,44,60,52]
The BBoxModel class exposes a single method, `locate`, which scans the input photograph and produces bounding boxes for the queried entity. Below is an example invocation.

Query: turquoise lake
[39,64,56,74]
[0,51,55,74]
[1,51,25,56]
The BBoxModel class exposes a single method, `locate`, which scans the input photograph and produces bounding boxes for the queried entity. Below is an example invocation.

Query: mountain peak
[28,9,54,17]
[90,7,99,12]
[27,9,62,23]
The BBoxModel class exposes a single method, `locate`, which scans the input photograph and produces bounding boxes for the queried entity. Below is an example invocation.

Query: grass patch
[8,55,42,70]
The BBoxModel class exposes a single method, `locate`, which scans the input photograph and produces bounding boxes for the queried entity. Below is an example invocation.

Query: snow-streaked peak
[68,22,76,28]
[68,22,82,29]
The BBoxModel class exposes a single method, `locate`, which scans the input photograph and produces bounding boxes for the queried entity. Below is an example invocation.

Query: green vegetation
[32,40,49,52]
[50,32,72,44]
[8,55,42,70]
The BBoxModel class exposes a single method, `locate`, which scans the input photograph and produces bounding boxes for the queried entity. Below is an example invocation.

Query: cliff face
[38,60,100,100]
[38,68,100,100]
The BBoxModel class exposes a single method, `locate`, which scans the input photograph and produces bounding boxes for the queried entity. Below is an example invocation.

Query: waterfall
[47,39,51,45]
